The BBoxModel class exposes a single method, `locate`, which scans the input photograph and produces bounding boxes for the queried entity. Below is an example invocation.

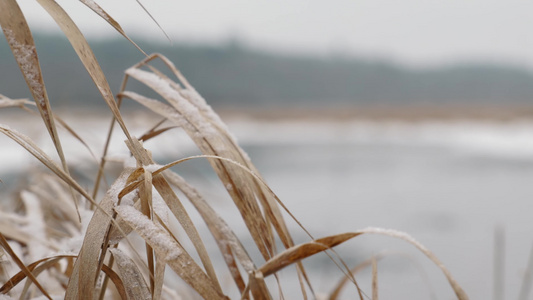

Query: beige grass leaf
[0,125,92,203]
[372,256,378,300]
[328,252,386,300]
[65,168,135,299]
[114,205,228,300]
[162,169,255,293]
[258,233,362,277]
[35,0,136,151]
[125,139,223,294]
[109,248,151,300]
[120,88,274,261]
[358,228,469,300]
[0,0,73,212]
[0,233,51,299]
[0,94,32,108]
[79,0,147,55]
[0,255,68,294]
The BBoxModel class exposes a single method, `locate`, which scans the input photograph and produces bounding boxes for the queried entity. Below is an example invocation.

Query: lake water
[205,120,533,299]
[2,114,533,299]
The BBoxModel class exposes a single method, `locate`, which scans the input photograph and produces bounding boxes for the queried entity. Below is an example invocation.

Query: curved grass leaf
[0,125,92,203]
[109,248,151,300]
[35,0,136,152]
[124,139,223,294]
[79,0,147,56]
[0,233,51,299]
[114,205,228,300]
[256,228,469,300]
[0,0,76,220]
[64,168,135,299]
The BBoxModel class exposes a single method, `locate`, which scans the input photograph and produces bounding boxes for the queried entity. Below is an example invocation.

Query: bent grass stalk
[0,1,468,299]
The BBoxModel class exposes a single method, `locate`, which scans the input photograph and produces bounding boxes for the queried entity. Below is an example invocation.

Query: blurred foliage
[2,33,533,108]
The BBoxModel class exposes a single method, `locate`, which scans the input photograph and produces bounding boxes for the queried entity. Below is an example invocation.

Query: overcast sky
[14,0,533,68]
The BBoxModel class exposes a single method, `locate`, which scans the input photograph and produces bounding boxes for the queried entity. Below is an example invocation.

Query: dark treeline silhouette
[1,33,533,109]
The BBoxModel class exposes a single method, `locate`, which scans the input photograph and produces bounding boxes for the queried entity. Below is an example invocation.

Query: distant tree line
[1,33,533,109]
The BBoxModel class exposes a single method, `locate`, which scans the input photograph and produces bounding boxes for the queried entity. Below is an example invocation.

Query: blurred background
[2,0,533,299]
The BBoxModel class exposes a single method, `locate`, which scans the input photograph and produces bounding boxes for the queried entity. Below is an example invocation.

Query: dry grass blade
[114,205,228,300]
[139,168,155,294]
[258,233,362,277]
[0,125,93,203]
[35,0,136,150]
[109,248,151,300]
[120,58,315,296]
[121,66,277,262]
[357,227,469,300]
[0,95,99,163]
[0,0,74,214]
[247,271,272,300]
[138,126,177,142]
[372,256,378,300]
[125,139,223,294]
[100,263,129,300]
[79,0,147,55]
[0,94,33,108]
[328,253,386,300]
[255,228,467,299]
[121,153,318,297]
[134,0,171,42]
[0,233,51,299]
[162,169,255,294]
[153,251,166,300]
[0,223,57,251]
[0,255,68,294]
[65,168,135,299]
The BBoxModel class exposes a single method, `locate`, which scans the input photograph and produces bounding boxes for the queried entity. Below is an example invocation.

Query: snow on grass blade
[0,94,32,108]
[109,248,151,300]
[120,59,314,296]
[120,86,275,262]
[114,205,228,300]
[35,0,137,155]
[139,168,155,294]
[64,168,135,299]
[124,139,223,294]
[162,169,255,295]
[0,0,74,215]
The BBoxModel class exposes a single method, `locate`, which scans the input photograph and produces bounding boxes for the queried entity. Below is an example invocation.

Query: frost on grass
[125,68,219,140]
[115,205,182,260]
[3,29,47,113]
[109,248,151,300]
[20,191,49,261]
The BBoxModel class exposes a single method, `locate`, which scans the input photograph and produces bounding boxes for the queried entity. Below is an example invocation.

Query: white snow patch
[119,189,138,207]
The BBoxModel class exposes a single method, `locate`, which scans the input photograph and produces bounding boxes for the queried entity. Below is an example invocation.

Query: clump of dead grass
[0,1,468,299]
